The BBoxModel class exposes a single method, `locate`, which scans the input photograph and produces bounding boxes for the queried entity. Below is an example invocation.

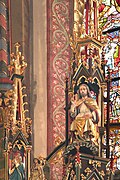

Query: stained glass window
[110,90,120,122]
[99,0,120,171]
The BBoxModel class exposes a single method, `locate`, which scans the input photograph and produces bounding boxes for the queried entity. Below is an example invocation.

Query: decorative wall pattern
[47,0,72,178]
[49,148,64,180]
[0,1,13,178]
[0,1,8,65]
[47,0,71,153]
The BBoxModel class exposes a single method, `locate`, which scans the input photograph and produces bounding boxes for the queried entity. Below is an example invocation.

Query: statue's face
[34,159,38,164]
[79,85,88,97]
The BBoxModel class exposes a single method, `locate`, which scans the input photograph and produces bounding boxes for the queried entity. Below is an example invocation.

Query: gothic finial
[14,42,21,54]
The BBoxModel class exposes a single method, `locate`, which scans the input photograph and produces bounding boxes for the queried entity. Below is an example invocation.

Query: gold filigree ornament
[100,170,105,177]
[81,173,86,180]
[9,43,27,75]
[84,167,92,176]
[69,35,78,53]
[89,160,101,168]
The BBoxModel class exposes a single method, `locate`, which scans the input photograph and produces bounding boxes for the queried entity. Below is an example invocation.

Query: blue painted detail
[0,3,6,17]
[0,83,12,90]
[0,38,7,51]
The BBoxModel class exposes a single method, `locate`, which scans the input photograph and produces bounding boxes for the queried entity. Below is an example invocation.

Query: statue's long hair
[78,83,92,99]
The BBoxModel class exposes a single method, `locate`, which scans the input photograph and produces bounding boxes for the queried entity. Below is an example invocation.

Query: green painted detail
[0,129,3,138]
[0,61,8,74]
[0,158,5,169]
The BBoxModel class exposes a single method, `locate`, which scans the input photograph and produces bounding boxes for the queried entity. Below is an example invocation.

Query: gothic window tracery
[99,0,120,171]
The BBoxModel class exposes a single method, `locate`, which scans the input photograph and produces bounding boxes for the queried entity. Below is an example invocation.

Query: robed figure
[30,158,46,180]
[70,84,101,144]
[9,153,25,180]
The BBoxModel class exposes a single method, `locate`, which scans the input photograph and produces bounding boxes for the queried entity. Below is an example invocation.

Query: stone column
[32,0,47,157]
